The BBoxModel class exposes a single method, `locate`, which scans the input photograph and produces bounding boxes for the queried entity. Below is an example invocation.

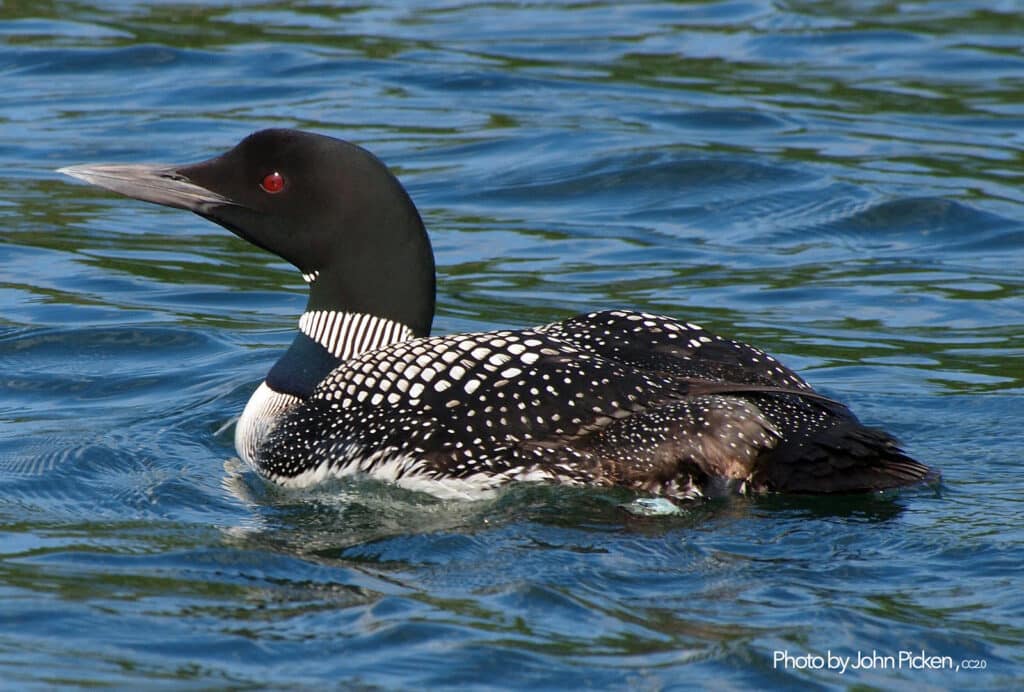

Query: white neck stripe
[299,310,414,359]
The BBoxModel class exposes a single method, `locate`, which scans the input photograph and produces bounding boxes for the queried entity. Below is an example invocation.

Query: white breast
[234,381,303,467]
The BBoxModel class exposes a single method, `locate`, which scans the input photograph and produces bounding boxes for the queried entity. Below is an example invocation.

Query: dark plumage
[60,129,935,500]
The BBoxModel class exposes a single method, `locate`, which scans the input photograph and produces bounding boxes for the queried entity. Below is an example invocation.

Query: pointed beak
[58,163,240,214]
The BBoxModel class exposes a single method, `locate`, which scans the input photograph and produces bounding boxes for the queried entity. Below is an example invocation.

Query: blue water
[2,1,1022,688]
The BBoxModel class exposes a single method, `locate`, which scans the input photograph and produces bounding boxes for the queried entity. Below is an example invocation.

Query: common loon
[60,129,934,500]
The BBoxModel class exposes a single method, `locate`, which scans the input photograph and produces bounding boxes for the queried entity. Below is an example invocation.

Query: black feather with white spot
[256,310,929,499]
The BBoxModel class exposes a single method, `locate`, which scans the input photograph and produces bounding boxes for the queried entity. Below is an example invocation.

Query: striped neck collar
[298,310,415,360]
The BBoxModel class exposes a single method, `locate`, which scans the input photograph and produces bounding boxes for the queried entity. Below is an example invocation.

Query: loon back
[60,129,935,500]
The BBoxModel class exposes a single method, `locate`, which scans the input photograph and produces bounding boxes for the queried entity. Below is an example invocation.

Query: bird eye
[260,171,285,194]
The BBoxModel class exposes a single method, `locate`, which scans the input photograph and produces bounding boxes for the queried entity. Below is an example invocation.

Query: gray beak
[58,163,238,213]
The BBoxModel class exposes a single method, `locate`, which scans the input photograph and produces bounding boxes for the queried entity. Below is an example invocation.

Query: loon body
[60,129,933,500]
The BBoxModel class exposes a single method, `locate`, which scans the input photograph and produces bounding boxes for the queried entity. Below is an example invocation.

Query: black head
[60,129,435,336]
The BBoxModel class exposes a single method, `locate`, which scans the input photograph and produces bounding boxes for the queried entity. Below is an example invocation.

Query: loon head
[60,129,436,337]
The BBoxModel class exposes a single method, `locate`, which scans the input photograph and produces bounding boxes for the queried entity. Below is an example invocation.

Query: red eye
[260,171,285,194]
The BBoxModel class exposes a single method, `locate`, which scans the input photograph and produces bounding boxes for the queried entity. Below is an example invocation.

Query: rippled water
[2,1,1022,688]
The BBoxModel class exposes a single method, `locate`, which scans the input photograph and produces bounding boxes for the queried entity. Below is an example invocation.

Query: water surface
[1,1,1022,688]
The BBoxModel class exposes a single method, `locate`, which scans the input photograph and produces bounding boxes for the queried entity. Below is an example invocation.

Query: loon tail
[752,420,936,494]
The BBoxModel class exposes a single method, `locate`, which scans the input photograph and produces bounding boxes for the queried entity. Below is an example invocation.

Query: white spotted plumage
[238,309,855,499]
